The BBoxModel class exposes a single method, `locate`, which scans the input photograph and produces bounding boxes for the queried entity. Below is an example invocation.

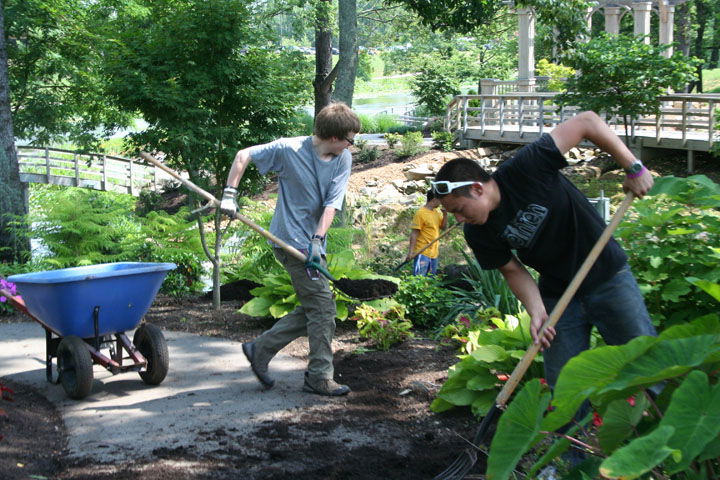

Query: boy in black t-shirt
[432,111,656,403]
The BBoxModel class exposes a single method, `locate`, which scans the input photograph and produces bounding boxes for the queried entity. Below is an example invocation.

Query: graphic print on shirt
[499,204,549,249]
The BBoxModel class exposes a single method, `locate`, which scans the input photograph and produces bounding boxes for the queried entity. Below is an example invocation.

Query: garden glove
[220,186,239,216]
[306,235,323,267]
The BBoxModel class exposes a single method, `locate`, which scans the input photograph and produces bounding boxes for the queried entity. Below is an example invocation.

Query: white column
[517,8,535,86]
[633,2,652,43]
[659,4,675,57]
[604,6,622,35]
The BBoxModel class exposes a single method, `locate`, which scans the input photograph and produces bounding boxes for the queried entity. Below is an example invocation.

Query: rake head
[432,449,478,480]
[433,405,501,480]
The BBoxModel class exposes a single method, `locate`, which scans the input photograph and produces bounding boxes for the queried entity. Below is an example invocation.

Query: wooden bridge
[16,147,169,196]
[445,93,719,172]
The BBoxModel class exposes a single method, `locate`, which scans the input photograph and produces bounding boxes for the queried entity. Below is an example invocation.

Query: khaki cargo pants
[251,248,337,380]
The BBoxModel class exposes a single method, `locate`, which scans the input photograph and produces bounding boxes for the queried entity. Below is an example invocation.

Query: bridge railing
[445,93,719,148]
[16,147,161,196]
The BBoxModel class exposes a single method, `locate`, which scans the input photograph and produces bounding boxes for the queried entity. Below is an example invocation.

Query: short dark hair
[434,158,491,197]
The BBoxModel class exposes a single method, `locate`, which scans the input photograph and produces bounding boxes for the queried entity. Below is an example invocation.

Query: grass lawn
[704,68,720,93]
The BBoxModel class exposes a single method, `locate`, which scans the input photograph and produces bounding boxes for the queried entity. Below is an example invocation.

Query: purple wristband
[627,165,647,179]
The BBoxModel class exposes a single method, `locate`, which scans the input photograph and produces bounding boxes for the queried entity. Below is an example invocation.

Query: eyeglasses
[430,180,481,195]
[344,136,355,146]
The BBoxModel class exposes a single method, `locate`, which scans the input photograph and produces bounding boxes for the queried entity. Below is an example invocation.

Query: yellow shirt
[411,207,444,258]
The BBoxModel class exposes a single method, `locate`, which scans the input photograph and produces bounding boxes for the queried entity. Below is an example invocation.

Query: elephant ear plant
[483,299,720,480]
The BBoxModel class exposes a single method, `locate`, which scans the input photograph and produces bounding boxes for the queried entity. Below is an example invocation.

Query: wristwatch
[624,159,644,176]
[311,234,325,242]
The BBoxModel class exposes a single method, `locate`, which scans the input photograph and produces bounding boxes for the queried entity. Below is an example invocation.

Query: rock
[404,167,434,181]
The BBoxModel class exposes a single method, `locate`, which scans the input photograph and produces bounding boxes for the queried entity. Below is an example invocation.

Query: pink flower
[458,316,471,328]
[592,412,603,427]
[627,396,636,407]
[539,378,548,386]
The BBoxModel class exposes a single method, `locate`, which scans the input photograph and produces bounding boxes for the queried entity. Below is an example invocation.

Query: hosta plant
[431,309,544,418]
[239,250,399,320]
[484,299,720,480]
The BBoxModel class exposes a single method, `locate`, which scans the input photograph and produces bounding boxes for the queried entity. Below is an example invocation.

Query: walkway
[0,322,315,463]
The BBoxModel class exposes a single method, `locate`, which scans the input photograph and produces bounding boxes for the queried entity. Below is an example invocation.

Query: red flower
[458,316,471,328]
[592,412,603,427]
[539,378,548,386]
[626,396,636,407]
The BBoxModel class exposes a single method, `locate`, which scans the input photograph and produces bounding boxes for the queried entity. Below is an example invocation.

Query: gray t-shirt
[249,136,351,252]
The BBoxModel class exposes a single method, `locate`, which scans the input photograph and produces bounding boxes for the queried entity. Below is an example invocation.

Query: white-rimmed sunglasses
[430,180,482,195]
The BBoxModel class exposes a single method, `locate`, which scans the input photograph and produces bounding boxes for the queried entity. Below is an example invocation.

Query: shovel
[433,190,635,480]
[138,152,397,301]
[392,222,462,273]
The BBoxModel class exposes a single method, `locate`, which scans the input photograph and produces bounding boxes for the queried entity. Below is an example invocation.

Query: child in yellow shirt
[405,190,448,275]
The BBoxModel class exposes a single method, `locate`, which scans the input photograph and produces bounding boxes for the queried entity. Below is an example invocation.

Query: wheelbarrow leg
[44,328,61,384]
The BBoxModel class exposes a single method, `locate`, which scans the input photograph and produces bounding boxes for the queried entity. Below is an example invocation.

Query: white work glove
[306,235,323,266]
[220,187,239,216]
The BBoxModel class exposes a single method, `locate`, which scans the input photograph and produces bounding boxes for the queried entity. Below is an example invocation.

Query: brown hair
[314,102,361,140]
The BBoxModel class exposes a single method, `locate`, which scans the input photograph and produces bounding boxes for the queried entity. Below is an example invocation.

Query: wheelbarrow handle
[138,152,330,277]
[495,190,635,408]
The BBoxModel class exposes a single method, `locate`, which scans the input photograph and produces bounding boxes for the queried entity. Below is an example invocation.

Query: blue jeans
[413,254,438,276]
[542,264,656,416]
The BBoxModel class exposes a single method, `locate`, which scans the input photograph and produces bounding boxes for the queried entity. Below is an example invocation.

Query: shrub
[385,124,422,135]
[394,273,455,329]
[358,113,378,134]
[535,58,574,92]
[410,63,460,116]
[615,175,720,328]
[384,133,402,149]
[351,303,414,351]
[396,131,427,158]
[431,131,455,152]
[357,145,380,164]
[375,114,403,132]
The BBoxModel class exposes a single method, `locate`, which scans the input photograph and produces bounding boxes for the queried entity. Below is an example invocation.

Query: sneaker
[302,372,350,396]
[242,342,275,389]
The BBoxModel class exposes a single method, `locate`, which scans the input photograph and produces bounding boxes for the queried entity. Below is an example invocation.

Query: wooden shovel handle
[495,191,634,407]
[139,152,308,264]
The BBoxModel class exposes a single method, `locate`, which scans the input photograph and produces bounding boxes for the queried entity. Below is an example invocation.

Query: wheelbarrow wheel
[133,323,169,385]
[57,336,94,399]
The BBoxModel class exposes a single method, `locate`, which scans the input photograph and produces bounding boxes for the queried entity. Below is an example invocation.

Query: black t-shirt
[465,134,627,298]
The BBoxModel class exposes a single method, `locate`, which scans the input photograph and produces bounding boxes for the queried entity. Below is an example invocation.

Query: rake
[433,191,635,480]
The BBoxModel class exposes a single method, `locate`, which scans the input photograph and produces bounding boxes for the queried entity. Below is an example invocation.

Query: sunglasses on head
[430,180,481,195]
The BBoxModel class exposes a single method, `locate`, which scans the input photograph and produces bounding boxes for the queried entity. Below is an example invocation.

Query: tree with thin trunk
[333,0,358,106]
[313,0,337,115]
[0,0,28,264]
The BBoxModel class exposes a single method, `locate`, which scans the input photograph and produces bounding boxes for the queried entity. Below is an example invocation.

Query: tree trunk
[689,0,708,93]
[333,0,358,107]
[0,1,29,263]
[313,0,337,116]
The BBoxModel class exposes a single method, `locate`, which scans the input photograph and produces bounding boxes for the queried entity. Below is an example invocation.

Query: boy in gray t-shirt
[220,102,360,396]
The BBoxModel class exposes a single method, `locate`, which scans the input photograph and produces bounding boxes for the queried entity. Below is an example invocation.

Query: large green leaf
[599,426,679,479]
[470,390,497,417]
[599,335,720,394]
[470,344,509,364]
[542,337,656,431]
[486,379,550,480]
[659,370,720,473]
[598,393,650,453]
[687,277,720,302]
[239,296,274,317]
[466,370,499,391]
[698,434,720,463]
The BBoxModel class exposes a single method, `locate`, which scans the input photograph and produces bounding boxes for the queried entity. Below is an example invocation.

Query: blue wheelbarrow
[1,262,176,399]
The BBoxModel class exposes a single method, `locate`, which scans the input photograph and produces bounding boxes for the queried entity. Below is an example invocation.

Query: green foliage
[395,131,428,158]
[356,142,380,164]
[0,278,19,316]
[430,309,543,418]
[486,312,720,479]
[28,186,204,296]
[384,133,402,149]
[431,131,455,151]
[240,249,400,321]
[713,108,720,157]
[535,58,574,92]
[616,175,720,328]
[350,303,414,351]
[410,62,460,116]
[440,252,523,325]
[5,0,134,149]
[394,274,455,329]
[557,34,700,133]
[387,0,503,34]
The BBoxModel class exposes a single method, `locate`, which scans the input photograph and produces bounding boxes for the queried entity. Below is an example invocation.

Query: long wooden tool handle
[139,152,307,263]
[495,191,634,407]
[395,222,462,271]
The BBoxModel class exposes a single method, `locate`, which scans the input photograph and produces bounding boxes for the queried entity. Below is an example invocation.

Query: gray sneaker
[302,372,350,396]
[242,342,275,389]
